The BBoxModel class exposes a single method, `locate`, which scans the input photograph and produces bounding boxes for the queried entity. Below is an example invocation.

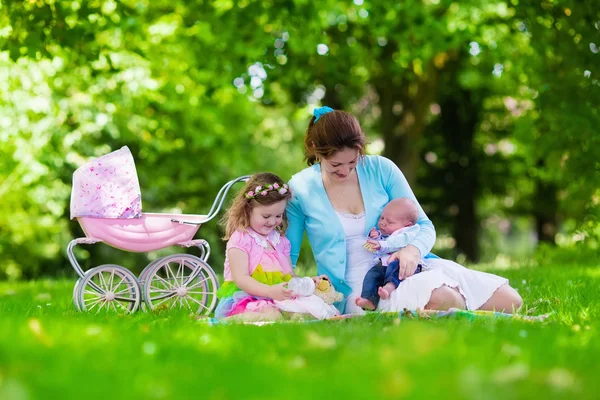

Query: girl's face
[321,147,360,183]
[249,199,287,236]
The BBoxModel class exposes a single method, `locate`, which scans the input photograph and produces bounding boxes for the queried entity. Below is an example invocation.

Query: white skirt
[338,258,508,314]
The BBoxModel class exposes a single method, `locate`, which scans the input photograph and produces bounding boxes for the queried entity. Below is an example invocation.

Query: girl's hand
[368,228,379,239]
[387,245,421,280]
[269,283,295,301]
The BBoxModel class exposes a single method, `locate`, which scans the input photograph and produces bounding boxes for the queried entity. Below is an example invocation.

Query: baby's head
[222,172,292,239]
[378,198,419,235]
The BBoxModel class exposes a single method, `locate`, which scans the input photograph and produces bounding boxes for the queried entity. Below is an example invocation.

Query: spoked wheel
[76,264,141,314]
[138,259,161,312]
[142,254,219,315]
[73,278,83,311]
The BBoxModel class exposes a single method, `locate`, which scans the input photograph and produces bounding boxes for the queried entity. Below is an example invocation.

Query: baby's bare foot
[379,282,397,300]
[355,297,376,311]
[378,286,391,300]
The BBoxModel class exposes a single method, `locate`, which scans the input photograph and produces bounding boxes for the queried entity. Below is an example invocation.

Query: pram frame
[67,175,251,314]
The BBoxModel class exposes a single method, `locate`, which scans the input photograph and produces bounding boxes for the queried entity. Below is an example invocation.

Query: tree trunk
[377,73,439,185]
[439,92,481,262]
[533,177,558,244]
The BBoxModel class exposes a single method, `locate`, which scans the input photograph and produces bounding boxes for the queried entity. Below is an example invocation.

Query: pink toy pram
[67,146,249,314]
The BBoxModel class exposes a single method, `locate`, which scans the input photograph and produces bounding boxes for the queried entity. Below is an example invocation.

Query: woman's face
[321,147,360,183]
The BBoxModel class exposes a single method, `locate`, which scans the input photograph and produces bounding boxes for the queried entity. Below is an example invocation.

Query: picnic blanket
[201,308,552,326]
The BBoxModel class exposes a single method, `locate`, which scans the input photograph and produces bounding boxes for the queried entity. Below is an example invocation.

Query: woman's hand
[268,283,295,301]
[387,245,421,280]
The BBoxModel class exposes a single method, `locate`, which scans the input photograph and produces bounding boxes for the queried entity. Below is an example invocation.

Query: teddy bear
[313,277,343,305]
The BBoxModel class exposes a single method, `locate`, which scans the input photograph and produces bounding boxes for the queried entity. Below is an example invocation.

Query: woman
[286,107,523,314]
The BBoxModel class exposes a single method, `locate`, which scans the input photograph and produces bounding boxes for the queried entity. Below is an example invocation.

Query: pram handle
[170,219,204,226]
[171,175,251,225]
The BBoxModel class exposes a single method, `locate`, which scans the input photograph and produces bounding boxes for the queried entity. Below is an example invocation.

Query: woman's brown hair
[304,109,366,166]
[221,172,292,240]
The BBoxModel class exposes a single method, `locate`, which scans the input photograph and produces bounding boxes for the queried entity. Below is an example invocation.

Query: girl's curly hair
[221,172,292,240]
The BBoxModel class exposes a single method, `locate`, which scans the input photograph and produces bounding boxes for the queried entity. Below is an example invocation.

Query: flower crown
[245,183,290,199]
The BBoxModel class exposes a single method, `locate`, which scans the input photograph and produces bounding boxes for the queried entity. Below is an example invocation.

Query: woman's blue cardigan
[286,155,437,296]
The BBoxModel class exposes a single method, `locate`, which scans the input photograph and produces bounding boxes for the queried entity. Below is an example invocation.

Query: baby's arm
[377,225,421,253]
[229,248,293,301]
[363,228,383,252]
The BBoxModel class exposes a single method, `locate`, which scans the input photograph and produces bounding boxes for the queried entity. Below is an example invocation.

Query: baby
[355,198,423,311]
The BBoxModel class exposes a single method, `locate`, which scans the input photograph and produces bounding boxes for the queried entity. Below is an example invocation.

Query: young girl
[215,172,339,321]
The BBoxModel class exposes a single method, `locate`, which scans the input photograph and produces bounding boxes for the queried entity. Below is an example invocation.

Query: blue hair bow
[313,106,334,122]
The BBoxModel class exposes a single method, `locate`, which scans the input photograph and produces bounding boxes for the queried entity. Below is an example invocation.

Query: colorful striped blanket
[202,308,552,326]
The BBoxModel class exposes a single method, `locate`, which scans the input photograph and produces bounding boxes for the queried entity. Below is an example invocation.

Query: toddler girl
[215,172,339,321]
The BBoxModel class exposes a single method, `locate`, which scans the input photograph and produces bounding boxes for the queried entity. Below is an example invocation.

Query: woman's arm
[380,157,436,257]
[285,189,306,267]
[286,256,298,278]
[379,156,435,279]
[229,248,294,300]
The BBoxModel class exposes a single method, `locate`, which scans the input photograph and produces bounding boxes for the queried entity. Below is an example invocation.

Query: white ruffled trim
[335,210,366,220]
[246,228,281,249]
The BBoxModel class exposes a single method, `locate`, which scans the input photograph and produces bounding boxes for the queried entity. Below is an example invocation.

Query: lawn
[0,263,598,400]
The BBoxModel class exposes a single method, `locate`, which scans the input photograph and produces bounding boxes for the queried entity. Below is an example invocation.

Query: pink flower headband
[245,183,290,199]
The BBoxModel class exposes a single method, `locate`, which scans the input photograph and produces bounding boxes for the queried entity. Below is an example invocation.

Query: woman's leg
[378,270,462,312]
[424,285,466,310]
[423,258,513,311]
[477,284,523,313]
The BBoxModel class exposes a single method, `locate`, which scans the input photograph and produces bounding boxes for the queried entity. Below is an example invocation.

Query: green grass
[1,264,599,400]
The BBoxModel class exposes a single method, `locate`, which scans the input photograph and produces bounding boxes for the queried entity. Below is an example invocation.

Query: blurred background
[1,0,598,280]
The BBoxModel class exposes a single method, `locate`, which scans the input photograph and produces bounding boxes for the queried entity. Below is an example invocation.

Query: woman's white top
[335,211,374,292]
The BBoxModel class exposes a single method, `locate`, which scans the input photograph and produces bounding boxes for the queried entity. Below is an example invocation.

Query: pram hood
[70,146,142,220]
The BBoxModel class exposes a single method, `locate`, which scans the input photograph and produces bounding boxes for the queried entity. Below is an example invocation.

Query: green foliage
[0,0,307,278]
[0,0,598,276]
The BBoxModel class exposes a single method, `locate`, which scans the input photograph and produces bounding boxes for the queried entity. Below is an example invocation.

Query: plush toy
[313,277,343,305]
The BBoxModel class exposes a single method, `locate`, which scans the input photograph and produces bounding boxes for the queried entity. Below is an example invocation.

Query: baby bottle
[287,277,315,297]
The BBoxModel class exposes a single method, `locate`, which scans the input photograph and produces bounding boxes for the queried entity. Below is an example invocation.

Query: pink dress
[215,228,339,320]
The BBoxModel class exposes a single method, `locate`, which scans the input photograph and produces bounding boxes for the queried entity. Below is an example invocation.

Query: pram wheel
[76,264,142,314]
[142,254,219,315]
[73,278,83,311]
[138,258,161,287]
[138,258,163,312]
